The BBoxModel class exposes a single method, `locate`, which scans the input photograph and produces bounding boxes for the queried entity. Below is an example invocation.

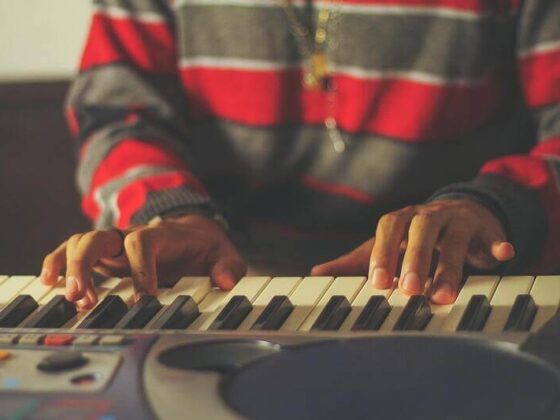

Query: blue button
[3,377,20,389]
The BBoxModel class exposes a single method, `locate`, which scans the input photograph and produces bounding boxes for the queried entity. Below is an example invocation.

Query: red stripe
[180,67,501,141]
[519,47,560,107]
[480,151,560,272]
[301,175,378,206]
[115,171,199,227]
[87,139,188,194]
[80,13,176,74]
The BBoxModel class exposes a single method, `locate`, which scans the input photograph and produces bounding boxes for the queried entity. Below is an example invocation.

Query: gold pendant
[304,52,330,90]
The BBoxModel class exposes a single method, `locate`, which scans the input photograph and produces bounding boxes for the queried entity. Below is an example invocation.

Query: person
[40,0,559,310]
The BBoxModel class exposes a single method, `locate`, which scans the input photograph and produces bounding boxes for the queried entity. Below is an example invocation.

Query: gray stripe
[94,0,172,15]
[176,5,514,80]
[535,104,560,142]
[131,186,211,225]
[93,165,176,228]
[190,106,535,205]
[518,0,560,52]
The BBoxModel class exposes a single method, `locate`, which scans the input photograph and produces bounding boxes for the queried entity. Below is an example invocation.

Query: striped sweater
[67,0,560,272]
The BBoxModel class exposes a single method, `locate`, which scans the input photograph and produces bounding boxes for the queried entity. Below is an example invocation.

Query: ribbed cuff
[427,173,547,273]
[130,186,228,230]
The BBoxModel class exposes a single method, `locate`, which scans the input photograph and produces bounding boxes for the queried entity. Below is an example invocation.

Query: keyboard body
[1,274,560,419]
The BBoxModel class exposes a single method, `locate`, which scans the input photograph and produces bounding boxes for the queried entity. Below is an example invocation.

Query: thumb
[311,239,373,276]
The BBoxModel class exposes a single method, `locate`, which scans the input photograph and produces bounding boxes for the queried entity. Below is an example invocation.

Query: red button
[44,335,75,346]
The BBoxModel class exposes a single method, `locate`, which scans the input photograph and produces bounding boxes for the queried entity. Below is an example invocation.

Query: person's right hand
[40,214,246,310]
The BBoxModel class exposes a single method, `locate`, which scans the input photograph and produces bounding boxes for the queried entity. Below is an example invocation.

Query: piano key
[280,277,334,331]
[237,277,301,331]
[114,295,163,329]
[0,276,37,306]
[251,296,294,331]
[197,277,271,330]
[149,295,200,329]
[0,275,9,286]
[157,277,212,305]
[339,278,392,331]
[19,276,60,302]
[351,296,391,331]
[299,277,365,332]
[188,289,229,330]
[22,295,77,328]
[483,276,534,333]
[69,277,127,329]
[378,289,411,331]
[393,295,432,331]
[530,275,560,332]
[311,295,351,331]
[0,295,38,328]
[457,295,491,331]
[208,295,252,330]
[503,294,537,332]
[77,295,129,329]
[440,276,500,332]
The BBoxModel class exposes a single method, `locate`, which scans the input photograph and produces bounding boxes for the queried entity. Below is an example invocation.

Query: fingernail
[431,282,455,303]
[402,272,421,294]
[371,267,390,288]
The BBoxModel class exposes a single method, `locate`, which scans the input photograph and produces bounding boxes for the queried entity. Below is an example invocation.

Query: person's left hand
[311,198,515,304]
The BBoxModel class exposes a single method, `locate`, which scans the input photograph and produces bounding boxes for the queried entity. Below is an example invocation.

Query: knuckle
[83,230,104,243]
[411,212,439,228]
[124,229,151,250]
[378,212,402,228]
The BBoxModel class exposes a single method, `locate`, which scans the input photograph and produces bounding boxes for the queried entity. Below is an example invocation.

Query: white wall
[0,1,91,82]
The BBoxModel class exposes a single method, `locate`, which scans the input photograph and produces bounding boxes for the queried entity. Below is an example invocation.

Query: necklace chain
[281,0,347,153]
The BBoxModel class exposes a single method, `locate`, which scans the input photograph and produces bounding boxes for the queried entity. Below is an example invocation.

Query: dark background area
[0,81,89,275]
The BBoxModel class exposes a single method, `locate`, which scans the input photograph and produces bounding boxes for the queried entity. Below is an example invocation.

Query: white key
[299,277,365,332]
[484,276,534,333]
[0,276,39,306]
[145,277,212,329]
[157,277,212,305]
[379,288,410,331]
[237,277,302,330]
[440,276,500,332]
[530,275,560,332]
[280,276,334,332]
[69,277,125,329]
[187,289,228,330]
[196,276,271,331]
[0,275,8,286]
[339,279,392,331]
[19,276,57,302]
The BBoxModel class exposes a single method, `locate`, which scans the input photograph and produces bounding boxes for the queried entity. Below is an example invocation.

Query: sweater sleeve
[66,0,219,229]
[429,0,560,273]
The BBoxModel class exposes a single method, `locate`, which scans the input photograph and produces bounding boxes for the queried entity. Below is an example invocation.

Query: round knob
[37,351,89,372]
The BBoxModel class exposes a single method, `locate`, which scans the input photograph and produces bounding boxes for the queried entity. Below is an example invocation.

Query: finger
[370,209,415,289]
[64,233,86,301]
[311,239,373,277]
[77,287,99,311]
[430,224,472,304]
[41,241,68,285]
[124,229,158,301]
[400,211,447,295]
[210,253,247,290]
[65,231,123,303]
[491,241,515,262]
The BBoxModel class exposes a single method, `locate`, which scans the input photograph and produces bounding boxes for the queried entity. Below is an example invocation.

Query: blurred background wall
[0,1,92,275]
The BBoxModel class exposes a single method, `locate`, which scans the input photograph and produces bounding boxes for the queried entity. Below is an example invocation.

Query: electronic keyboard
[0,274,559,419]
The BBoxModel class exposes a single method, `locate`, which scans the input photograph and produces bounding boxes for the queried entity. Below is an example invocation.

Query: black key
[77,295,128,329]
[251,295,294,331]
[114,295,162,329]
[150,295,200,329]
[209,296,252,330]
[352,296,391,331]
[504,294,537,332]
[0,295,38,328]
[457,295,491,331]
[393,295,432,331]
[24,295,77,328]
[311,295,351,331]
